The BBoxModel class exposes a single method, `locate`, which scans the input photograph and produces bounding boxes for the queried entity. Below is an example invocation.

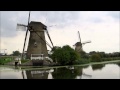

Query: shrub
[90,53,102,62]
[51,45,80,65]
[74,58,90,65]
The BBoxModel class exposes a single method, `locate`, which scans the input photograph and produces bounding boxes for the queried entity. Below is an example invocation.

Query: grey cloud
[37,11,80,28]
[1,11,29,37]
[1,11,80,37]
[1,12,17,37]
[1,11,119,38]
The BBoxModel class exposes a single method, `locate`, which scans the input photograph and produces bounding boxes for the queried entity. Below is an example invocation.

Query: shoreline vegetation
[0,59,120,71]
[0,56,120,66]
[0,45,120,67]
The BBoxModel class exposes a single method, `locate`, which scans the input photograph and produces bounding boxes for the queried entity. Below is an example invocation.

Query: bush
[0,57,13,65]
[51,45,80,65]
[90,54,102,62]
[75,58,90,64]
[21,60,30,63]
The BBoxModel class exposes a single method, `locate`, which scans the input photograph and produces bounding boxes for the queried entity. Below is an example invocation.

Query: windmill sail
[16,24,27,31]
[46,30,54,48]
[78,31,81,43]
[22,11,31,59]
[82,40,91,45]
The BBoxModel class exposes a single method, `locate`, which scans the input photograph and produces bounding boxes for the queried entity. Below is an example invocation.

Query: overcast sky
[0,11,119,54]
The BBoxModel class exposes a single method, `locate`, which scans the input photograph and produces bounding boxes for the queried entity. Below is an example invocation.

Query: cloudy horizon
[0,11,119,54]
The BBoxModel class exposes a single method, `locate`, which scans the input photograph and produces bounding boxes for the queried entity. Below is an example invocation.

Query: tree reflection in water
[82,65,89,69]
[91,64,105,71]
[52,66,83,79]
[114,62,120,67]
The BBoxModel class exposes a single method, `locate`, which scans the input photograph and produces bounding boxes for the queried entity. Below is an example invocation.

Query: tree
[89,51,96,55]
[51,45,80,65]
[12,50,21,56]
[51,46,61,52]
[79,50,88,58]
[97,52,106,58]
[90,53,102,62]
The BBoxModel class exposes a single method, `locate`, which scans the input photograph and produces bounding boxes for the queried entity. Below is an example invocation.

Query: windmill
[16,11,54,60]
[73,31,91,53]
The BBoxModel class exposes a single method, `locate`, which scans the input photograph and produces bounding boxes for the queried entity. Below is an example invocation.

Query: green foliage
[75,58,90,64]
[51,45,80,65]
[0,57,13,65]
[98,52,106,58]
[12,51,21,56]
[79,50,87,58]
[102,57,120,61]
[51,46,61,52]
[90,53,102,62]
[21,60,30,63]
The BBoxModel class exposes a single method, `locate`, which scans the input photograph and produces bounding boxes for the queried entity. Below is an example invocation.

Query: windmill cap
[30,21,47,27]
[29,21,47,30]
[75,42,82,46]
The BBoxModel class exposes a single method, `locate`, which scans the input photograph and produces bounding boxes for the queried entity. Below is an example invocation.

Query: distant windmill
[73,31,91,53]
[16,11,54,59]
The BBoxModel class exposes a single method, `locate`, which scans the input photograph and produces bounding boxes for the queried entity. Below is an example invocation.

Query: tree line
[3,45,120,66]
[50,45,120,65]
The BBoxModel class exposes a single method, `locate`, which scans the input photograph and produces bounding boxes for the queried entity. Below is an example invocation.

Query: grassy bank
[102,57,120,61]
[0,56,120,66]
[74,57,120,65]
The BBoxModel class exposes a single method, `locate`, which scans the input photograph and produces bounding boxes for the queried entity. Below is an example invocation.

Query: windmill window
[34,42,37,47]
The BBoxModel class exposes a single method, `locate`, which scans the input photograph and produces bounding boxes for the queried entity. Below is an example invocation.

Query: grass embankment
[102,57,120,61]
[1,59,120,72]
[75,57,120,65]
[0,56,120,68]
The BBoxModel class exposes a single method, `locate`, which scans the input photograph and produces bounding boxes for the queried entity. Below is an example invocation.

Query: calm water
[0,62,120,79]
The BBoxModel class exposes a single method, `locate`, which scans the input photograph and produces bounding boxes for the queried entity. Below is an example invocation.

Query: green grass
[21,60,30,63]
[0,57,30,65]
[0,57,13,65]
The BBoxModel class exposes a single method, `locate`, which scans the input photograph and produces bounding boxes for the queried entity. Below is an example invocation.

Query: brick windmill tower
[17,11,54,60]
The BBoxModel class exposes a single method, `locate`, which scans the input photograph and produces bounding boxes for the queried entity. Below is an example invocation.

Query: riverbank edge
[0,59,120,71]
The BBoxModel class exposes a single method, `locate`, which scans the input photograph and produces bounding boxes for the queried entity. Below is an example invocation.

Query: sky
[0,11,119,54]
